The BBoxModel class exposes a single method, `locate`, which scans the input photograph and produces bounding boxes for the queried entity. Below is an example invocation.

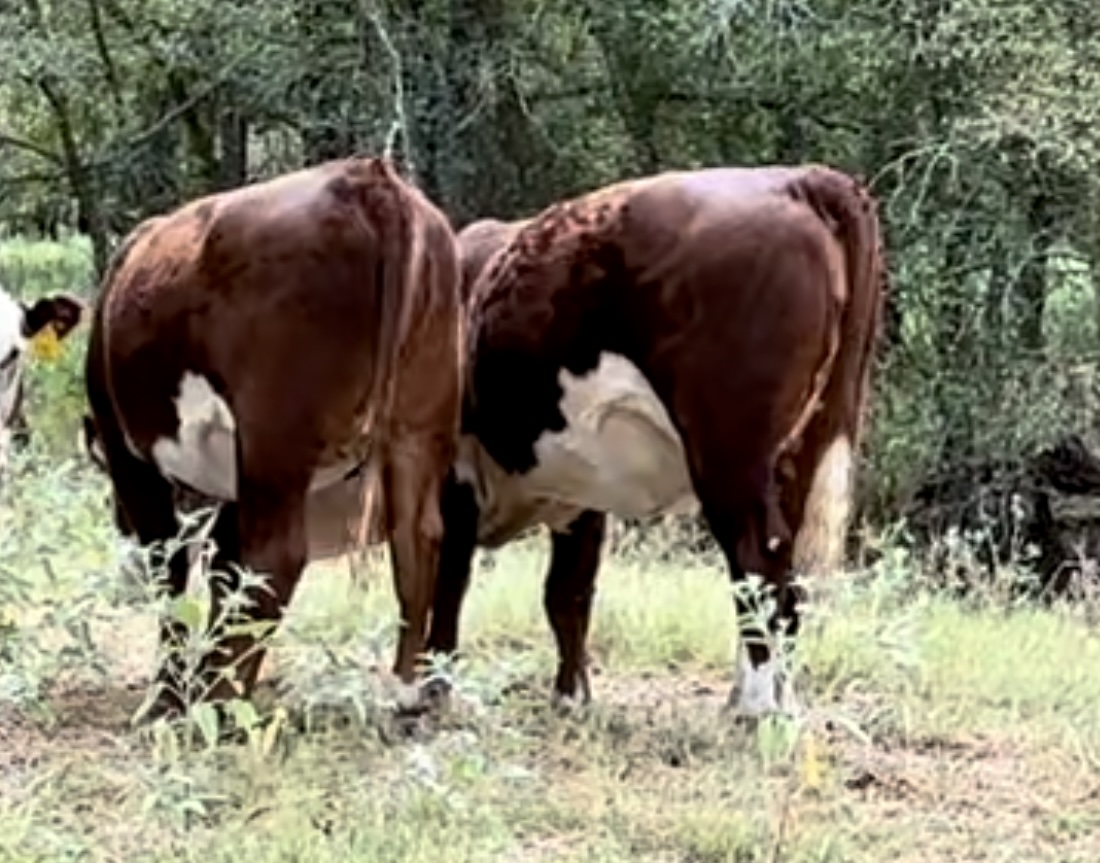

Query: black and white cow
[0,284,84,472]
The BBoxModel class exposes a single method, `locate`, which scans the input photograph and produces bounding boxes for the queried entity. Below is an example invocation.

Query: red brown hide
[84,157,465,719]
[428,165,886,716]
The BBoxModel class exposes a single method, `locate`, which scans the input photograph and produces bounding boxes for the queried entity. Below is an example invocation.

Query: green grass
[0,234,95,302]
[5,437,1100,863]
[3,237,1100,862]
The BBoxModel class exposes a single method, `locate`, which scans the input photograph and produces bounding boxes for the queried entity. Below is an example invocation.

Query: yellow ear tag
[799,730,826,792]
[29,326,63,363]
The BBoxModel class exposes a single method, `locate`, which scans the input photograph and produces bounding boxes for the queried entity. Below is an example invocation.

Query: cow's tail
[789,168,886,578]
[348,159,417,556]
[348,158,461,561]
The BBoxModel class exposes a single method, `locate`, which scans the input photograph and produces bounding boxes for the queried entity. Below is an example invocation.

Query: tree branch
[0,169,67,187]
[363,2,411,170]
[0,131,62,165]
[87,0,124,112]
[526,86,866,137]
[109,51,256,158]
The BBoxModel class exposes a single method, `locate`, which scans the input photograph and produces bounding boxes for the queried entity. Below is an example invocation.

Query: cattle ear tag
[29,326,63,363]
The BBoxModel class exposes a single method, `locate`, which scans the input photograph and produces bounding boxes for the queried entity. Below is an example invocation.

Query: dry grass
[3,504,1100,863]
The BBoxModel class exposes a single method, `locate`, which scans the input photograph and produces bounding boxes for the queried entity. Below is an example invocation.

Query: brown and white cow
[425,165,885,717]
[82,164,884,719]
[84,156,465,720]
[0,284,84,472]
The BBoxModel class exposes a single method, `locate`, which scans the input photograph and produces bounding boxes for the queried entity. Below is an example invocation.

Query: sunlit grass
[0,233,94,301]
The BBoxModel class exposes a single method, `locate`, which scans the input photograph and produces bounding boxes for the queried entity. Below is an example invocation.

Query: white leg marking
[733,646,781,717]
[793,434,853,575]
[394,680,424,712]
[730,643,801,719]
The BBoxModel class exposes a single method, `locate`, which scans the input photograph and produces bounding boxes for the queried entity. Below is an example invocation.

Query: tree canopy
[3,0,1100,532]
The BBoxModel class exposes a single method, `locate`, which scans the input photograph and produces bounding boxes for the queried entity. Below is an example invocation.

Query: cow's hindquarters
[670,208,846,721]
[725,170,884,719]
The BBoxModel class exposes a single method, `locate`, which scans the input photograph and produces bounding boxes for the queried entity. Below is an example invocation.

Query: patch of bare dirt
[544,672,1100,860]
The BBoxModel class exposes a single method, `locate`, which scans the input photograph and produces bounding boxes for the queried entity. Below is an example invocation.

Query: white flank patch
[151,372,239,500]
[529,351,698,519]
[0,288,25,354]
[151,371,367,506]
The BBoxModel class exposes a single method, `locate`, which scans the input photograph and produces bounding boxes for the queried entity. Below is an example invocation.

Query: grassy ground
[2,238,1100,862]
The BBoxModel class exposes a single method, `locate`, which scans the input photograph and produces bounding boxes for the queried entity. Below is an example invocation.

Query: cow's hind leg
[544,510,606,708]
[727,554,804,721]
[103,449,191,722]
[199,458,311,709]
[695,462,802,721]
[385,434,451,712]
[196,503,247,701]
[424,472,480,657]
[423,473,480,703]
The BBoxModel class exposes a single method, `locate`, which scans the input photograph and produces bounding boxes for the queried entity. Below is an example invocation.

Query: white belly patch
[529,352,698,518]
[459,351,699,545]
[150,371,357,501]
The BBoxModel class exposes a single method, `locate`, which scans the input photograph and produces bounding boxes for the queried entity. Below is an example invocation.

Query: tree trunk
[934,223,977,466]
[395,0,449,203]
[393,0,558,224]
[217,92,249,190]
[38,79,110,276]
[443,0,559,223]
[1014,189,1055,353]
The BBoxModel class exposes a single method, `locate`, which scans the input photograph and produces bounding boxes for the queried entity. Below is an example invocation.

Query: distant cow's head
[0,288,86,464]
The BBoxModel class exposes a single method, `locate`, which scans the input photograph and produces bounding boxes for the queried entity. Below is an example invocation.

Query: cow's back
[456,218,527,302]
[459,165,880,551]
[92,157,463,502]
[432,164,884,718]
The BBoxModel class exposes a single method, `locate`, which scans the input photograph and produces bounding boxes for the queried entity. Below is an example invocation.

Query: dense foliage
[3,0,1100,538]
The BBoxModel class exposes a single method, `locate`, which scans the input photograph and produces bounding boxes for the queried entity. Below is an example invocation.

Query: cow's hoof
[549,667,592,715]
[419,676,454,713]
[389,676,453,719]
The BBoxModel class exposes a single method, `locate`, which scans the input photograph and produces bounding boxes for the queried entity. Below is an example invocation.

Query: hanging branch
[87,0,124,114]
[363,1,413,176]
[0,131,62,165]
